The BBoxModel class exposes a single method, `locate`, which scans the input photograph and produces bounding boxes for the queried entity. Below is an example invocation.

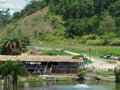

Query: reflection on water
[0,81,119,90]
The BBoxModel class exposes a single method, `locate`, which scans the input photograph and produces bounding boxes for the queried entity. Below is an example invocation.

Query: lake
[0,81,120,90]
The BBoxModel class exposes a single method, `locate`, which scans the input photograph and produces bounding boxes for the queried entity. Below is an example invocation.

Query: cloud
[1,3,24,10]
[0,0,7,3]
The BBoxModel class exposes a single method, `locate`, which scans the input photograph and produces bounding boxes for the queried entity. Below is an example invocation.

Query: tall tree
[0,61,13,90]
[0,61,28,90]
[11,61,28,90]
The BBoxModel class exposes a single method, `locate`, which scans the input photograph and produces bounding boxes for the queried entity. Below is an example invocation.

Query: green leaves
[0,34,30,55]
[0,60,28,89]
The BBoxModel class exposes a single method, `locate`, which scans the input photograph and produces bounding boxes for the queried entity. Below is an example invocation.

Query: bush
[81,34,99,44]
[77,67,86,81]
[110,38,120,46]
[86,39,104,45]
[101,32,116,45]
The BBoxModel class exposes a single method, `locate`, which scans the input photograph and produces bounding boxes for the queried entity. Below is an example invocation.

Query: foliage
[101,32,116,44]
[50,0,94,19]
[77,67,86,81]
[110,38,120,46]
[98,15,117,35]
[65,16,98,38]
[81,34,99,44]
[0,60,28,90]
[114,66,120,82]
[86,39,104,46]
[0,9,12,26]
[11,61,29,90]
[0,0,120,46]
[0,34,30,55]
[109,0,120,17]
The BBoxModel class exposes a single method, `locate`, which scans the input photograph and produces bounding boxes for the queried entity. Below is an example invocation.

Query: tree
[0,9,12,25]
[77,67,86,81]
[0,34,30,55]
[114,66,120,83]
[0,61,13,90]
[11,61,29,90]
[65,16,98,38]
[98,15,117,35]
[0,61,28,90]
[109,0,120,17]
[49,0,94,20]
[94,0,117,15]
[13,12,21,19]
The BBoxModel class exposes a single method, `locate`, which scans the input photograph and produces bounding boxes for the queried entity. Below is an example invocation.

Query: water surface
[0,81,119,90]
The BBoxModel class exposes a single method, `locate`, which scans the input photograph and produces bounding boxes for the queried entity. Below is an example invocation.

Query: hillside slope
[0,7,53,39]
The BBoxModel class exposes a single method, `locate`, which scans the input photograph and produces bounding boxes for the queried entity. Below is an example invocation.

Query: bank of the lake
[17,72,115,83]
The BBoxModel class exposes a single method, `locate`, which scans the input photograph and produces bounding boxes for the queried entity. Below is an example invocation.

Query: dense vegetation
[0,0,120,46]
[0,34,30,55]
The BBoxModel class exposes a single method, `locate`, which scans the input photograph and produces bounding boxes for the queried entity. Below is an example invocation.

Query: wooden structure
[0,55,80,75]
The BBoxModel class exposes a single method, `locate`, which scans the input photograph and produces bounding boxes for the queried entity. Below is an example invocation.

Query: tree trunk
[12,75,17,90]
[3,76,8,90]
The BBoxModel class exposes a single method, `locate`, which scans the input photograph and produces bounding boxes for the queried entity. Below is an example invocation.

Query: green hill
[0,0,120,46]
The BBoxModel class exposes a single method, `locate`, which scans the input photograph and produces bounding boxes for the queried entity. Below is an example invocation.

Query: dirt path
[64,50,116,70]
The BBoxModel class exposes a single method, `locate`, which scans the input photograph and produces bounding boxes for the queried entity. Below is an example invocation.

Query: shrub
[77,67,86,81]
[101,32,116,44]
[110,38,120,46]
[81,34,99,44]
[86,39,104,46]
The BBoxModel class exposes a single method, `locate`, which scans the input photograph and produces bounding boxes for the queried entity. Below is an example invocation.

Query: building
[0,55,80,75]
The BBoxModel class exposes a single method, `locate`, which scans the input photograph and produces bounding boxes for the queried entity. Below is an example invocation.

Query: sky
[0,0,31,15]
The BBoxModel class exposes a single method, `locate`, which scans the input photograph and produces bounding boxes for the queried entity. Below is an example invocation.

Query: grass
[26,76,42,82]
[106,60,117,64]
[56,77,72,81]
[41,50,69,55]
[35,41,120,60]
[95,71,114,77]
[68,46,120,57]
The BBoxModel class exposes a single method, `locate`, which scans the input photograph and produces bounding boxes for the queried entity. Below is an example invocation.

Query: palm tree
[0,34,30,55]
[0,61,13,90]
[11,61,29,90]
[0,60,29,90]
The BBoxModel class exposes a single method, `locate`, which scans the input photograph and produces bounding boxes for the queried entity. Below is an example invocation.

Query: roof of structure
[0,55,79,62]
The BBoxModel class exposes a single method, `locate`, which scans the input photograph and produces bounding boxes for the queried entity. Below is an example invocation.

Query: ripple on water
[48,85,113,90]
